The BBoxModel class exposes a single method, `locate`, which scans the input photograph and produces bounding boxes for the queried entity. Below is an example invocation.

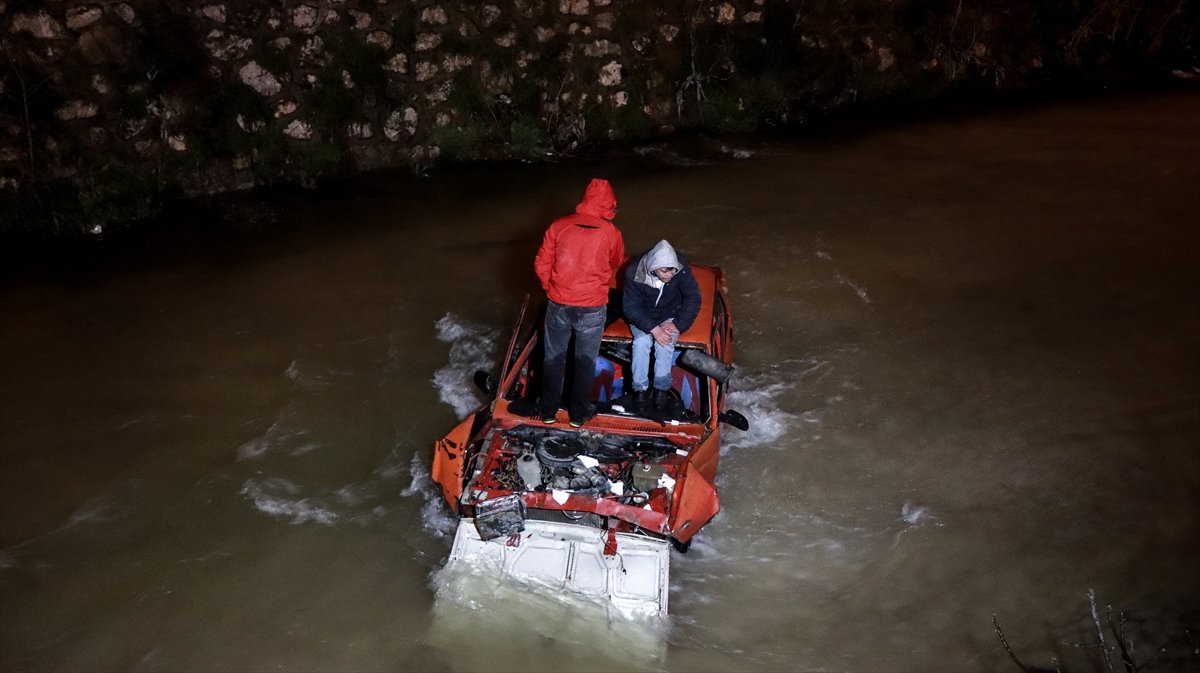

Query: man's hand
[652,319,678,345]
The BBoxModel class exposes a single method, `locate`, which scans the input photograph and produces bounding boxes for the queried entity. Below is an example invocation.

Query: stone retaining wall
[1,0,1193,235]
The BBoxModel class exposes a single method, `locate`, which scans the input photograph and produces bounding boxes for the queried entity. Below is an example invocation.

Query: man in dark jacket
[622,239,701,413]
[534,178,625,426]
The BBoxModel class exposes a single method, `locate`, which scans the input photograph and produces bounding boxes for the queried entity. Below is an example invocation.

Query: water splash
[900,501,935,526]
[724,377,805,452]
[816,248,872,304]
[240,477,339,526]
[432,312,498,419]
[236,405,315,461]
[402,452,457,539]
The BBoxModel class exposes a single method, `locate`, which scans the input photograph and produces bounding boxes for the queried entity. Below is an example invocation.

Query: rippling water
[2,90,1198,672]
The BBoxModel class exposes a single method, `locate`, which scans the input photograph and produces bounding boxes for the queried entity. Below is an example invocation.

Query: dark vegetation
[994,590,1200,672]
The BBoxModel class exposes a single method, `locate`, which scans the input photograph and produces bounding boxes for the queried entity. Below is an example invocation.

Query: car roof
[603,264,721,347]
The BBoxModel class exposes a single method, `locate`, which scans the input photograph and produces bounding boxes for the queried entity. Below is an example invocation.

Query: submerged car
[432,263,748,618]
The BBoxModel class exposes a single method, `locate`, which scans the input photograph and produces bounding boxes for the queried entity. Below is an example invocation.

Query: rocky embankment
[1,0,1195,238]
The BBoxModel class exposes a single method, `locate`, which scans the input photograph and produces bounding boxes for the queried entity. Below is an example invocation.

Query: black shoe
[631,390,649,415]
[652,388,672,410]
[537,403,559,424]
[569,404,596,428]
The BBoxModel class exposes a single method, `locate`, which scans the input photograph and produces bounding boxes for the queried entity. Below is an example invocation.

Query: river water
[2,91,1198,672]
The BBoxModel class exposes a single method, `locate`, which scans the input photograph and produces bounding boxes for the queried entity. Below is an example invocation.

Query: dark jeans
[539,301,606,420]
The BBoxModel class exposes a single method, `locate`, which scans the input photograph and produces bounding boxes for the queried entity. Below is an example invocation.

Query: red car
[432,263,748,617]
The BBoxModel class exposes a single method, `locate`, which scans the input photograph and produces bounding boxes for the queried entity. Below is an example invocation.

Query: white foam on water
[238,441,413,528]
[240,477,339,525]
[236,405,313,461]
[723,375,804,452]
[65,495,120,527]
[432,312,498,419]
[816,247,872,303]
[402,452,457,539]
[900,500,936,526]
[718,352,841,454]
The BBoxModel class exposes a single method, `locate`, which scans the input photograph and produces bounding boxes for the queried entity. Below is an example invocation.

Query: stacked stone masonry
[0,0,1192,207]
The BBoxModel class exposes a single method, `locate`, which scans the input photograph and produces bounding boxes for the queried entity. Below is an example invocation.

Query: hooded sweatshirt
[534,178,625,307]
[623,240,702,334]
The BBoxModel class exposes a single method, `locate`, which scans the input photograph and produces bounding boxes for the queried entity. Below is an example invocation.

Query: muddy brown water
[2,90,1198,672]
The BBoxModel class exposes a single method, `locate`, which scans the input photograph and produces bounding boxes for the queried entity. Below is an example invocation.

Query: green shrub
[0,169,161,240]
[508,119,551,159]
[429,122,487,161]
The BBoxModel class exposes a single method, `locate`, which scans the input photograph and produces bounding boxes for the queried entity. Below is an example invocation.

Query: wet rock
[384,52,407,74]
[414,61,438,82]
[415,32,442,51]
[122,118,148,140]
[66,7,104,31]
[877,45,895,71]
[239,61,282,97]
[55,100,99,121]
[598,60,622,86]
[10,11,66,39]
[200,4,227,23]
[292,5,319,32]
[442,54,472,74]
[206,30,253,61]
[366,30,392,50]
[584,40,612,57]
[349,10,372,30]
[421,6,448,25]
[274,100,297,118]
[283,119,313,140]
[300,35,326,64]
[236,114,265,132]
[113,4,137,26]
[76,24,130,65]
[560,0,589,16]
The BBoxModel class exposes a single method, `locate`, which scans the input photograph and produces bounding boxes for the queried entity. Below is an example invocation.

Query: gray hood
[634,240,682,289]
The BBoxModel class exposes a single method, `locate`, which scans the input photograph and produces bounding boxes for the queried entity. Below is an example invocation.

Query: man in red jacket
[534,178,625,426]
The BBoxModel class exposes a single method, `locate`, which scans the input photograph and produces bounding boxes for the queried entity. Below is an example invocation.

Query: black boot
[631,390,649,415]
[652,388,672,410]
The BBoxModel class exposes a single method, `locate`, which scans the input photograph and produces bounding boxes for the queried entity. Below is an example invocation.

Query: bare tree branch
[993,613,1033,673]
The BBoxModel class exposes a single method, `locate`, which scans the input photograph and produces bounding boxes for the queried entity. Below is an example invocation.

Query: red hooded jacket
[534,178,626,307]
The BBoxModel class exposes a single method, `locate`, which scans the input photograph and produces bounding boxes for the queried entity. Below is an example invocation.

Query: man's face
[653,267,677,281]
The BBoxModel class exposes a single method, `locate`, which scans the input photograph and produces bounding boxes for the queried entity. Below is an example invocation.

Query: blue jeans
[630,324,677,392]
[540,301,607,420]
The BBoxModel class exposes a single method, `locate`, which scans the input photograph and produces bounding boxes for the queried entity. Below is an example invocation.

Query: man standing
[622,239,701,413]
[534,178,625,427]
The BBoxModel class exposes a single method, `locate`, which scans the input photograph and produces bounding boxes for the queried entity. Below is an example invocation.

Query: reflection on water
[2,91,1199,672]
